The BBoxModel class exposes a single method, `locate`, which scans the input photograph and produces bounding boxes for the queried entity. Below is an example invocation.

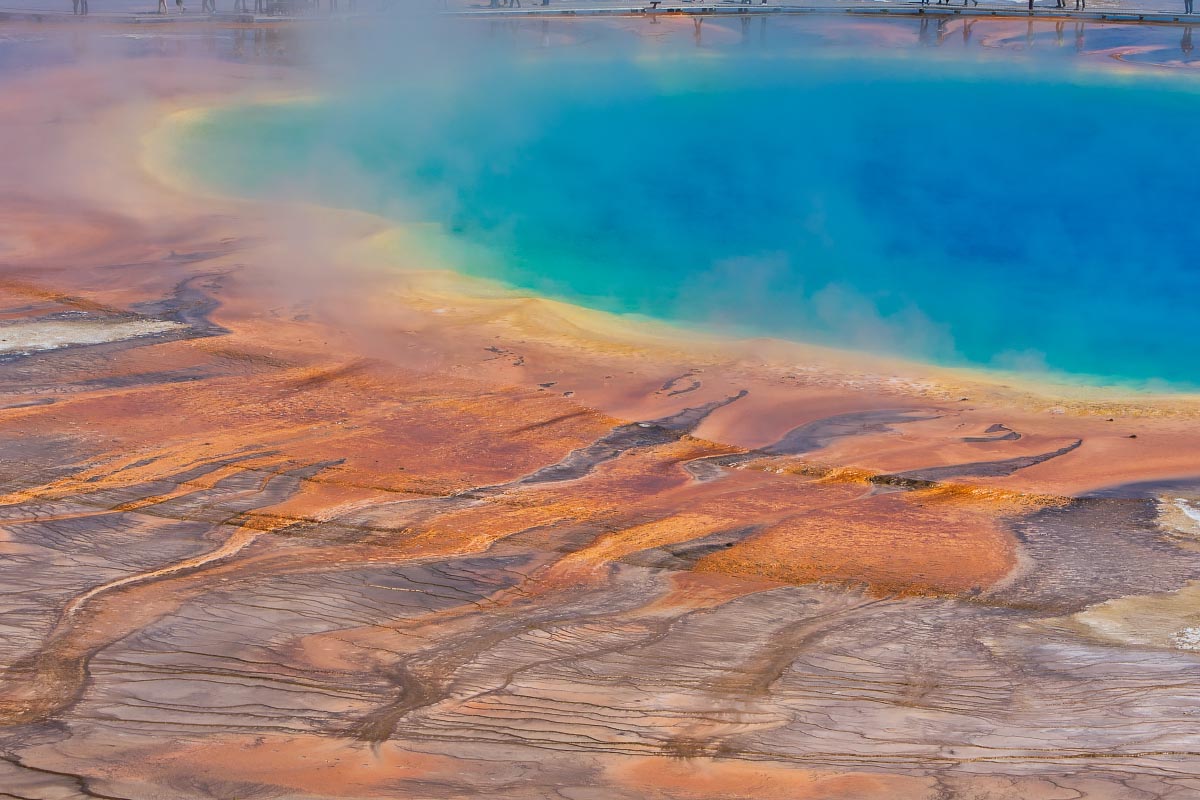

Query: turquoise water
[181,39,1200,388]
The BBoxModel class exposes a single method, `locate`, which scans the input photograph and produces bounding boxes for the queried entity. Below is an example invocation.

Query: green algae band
[179,46,1200,389]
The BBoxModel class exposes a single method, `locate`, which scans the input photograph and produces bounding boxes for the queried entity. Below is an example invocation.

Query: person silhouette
[1187,0,1194,15]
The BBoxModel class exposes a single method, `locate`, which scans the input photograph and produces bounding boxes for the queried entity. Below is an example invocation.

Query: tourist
[71,0,79,13]
[1075,0,1085,11]
[159,0,167,12]
[177,0,184,12]
[1187,0,1195,14]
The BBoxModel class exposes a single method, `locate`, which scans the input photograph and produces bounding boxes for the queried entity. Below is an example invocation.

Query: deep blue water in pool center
[180,41,1200,388]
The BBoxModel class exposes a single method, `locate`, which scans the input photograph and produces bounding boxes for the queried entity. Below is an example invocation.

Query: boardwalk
[1,0,1198,26]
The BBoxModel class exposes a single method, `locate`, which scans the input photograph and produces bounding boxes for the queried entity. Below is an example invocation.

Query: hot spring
[174,17,1200,389]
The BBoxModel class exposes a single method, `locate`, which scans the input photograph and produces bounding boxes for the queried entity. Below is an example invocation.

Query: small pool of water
[178,22,1200,388]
